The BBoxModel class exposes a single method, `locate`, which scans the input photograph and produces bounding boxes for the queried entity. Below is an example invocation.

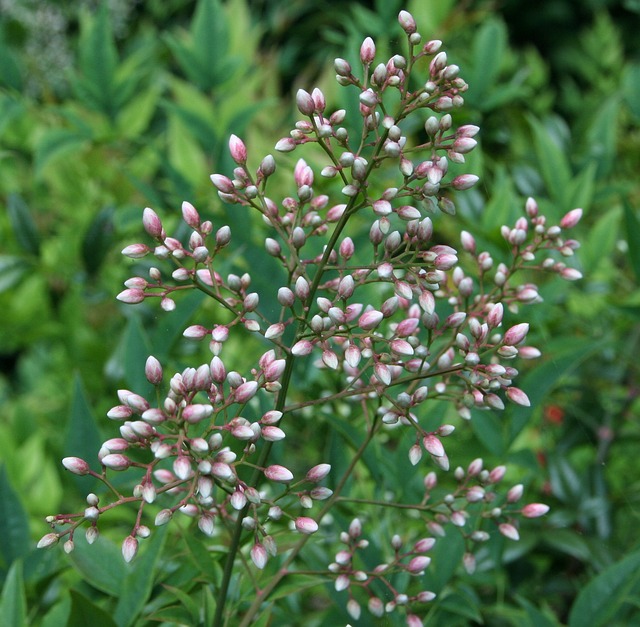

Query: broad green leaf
[0,95,24,136]
[623,199,640,282]
[564,161,596,214]
[64,373,103,489]
[465,18,507,109]
[540,530,592,563]
[423,531,465,592]
[163,101,218,152]
[167,116,208,186]
[0,256,29,294]
[0,32,22,91]
[116,82,163,139]
[81,206,115,276]
[40,593,72,627]
[480,166,518,235]
[7,194,40,256]
[623,62,640,119]
[0,560,26,627]
[580,206,621,275]
[584,96,621,179]
[0,466,30,571]
[67,534,126,597]
[509,338,607,444]
[68,589,117,627]
[435,587,483,623]
[569,549,640,627]
[123,313,154,397]
[157,584,200,624]
[113,525,168,627]
[75,4,118,118]
[34,128,92,177]
[518,596,563,627]
[470,409,506,457]
[528,116,572,208]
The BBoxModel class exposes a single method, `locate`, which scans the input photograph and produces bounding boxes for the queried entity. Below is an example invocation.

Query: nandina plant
[39,10,583,626]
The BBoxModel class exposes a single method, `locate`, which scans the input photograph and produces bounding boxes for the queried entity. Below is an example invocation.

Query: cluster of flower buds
[40,10,578,625]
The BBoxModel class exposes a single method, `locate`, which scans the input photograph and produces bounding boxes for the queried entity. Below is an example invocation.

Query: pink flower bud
[62,457,91,475]
[503,323,529,346]
[522,503,550,518]
[264,464,294,483]
[296,89,316,115]
[37,533,59,549]
[488,465,507,483]
[414,537,436,552]
[498,523,520,541]
[251,542,268,569]
[407,614,424,627]
[210,173,235,193]
[349,518,362,538]
[560,267,583,281]
[360,36,376,64]
[451,174,479,190]
[398,10,417,33]
[121,244,150,258]
[507,484,524,502]
[229,134,247,164]
[122,535,138,562]
[291,340,314,356]
[235,380,259,403]
[101,454,131,471]
[275,137,296,152]
[145,355,163,385]
[116,289,145,304]
[173,456,192,480]
[142,207,163,237]
[407,555,431,573]
[358,309,383,330]
[295,516,319,534]
[306,463,331,483]
[506,386,531,407]
[560,208,582,229]
[423,435,444,457]
[182,403,214,424]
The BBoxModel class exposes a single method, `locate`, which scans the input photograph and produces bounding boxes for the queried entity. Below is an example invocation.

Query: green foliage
[1,0,638,624]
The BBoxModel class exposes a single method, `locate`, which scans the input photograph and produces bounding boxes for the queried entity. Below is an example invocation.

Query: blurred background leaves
[1,0,639,624]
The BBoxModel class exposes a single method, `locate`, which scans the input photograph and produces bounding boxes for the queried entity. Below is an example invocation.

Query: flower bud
[122,536,139,562]
[295,516,319,534]
[264,465,294,483]
[62,457,91,475]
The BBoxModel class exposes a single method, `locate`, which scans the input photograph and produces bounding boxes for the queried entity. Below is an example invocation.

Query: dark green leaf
[466,18,507,109]
[528,116,572,208]
[569,549,640,627]
[623,199,640,282]
[40,593,71,627]
[34,128,92,176]
[623,62,640,119]
[123,313,154,397]
[65,373,103,485]
[0,560,27,626]
[68,589,117,627]
[0,256,29,294]
[0,466,30,571]
[480,166,517,234]
[162,102,219,151]
[113,525,168,627]
[6,194,40,256]
[82,206,115,276]
[66,534,126,597]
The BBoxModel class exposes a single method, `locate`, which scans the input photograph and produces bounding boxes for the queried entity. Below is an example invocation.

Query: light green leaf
[0,256,29,294]
[0,466,30,570]
[7,194,40,256]
[34,128,92,177]
[0,560,27,627]
[569,549,640,627]
[623,199,640,282]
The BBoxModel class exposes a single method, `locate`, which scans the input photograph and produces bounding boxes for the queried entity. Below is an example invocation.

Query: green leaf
[569,549,640,627]
[113,525,168,627]
[0,560,26,627]
[0,466,30,571]
[465,18,507,109]
[564,161,596,213]
[34,128,92,177]
[622,62,640,120]
[66,534,126,597]
[528,116,572,208]
[68,589,117,627]
[623,199,640,282]
[65,373,103,483]
[40,593,72,627]
[480,166,518,235]
[584,96,621,179]
[580,206,621,275]
[0,256,29,294]
[470,409,506,456]
[518,596,563,627]
[81,206,115,276]
[116,82,163,139]
[6,194,40,256]
[123,312,154,396]
[74,4,118,118]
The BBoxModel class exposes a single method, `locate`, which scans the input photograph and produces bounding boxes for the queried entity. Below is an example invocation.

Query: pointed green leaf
[623,62,640,119]
[0,560,27,627]
[75,4,118,118]
[81,206,115,276]
[0,466,30,570]
[580,206,621,275]
[0,256,29,294]
[564,161,596,213]
[7,194,40,256]
[40,592,71,627]
[569,549,640,627]
[34,128,92,177]
[113,525,168,627]
[480,166,518,234]
[466,18,507,109]
[191,0,231,89]
[116,83,163,139]
[65,374,103,483]
[68,589,117,627]
[528,116,572,207]
[66,534,125,597]
[623,199,640,282]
